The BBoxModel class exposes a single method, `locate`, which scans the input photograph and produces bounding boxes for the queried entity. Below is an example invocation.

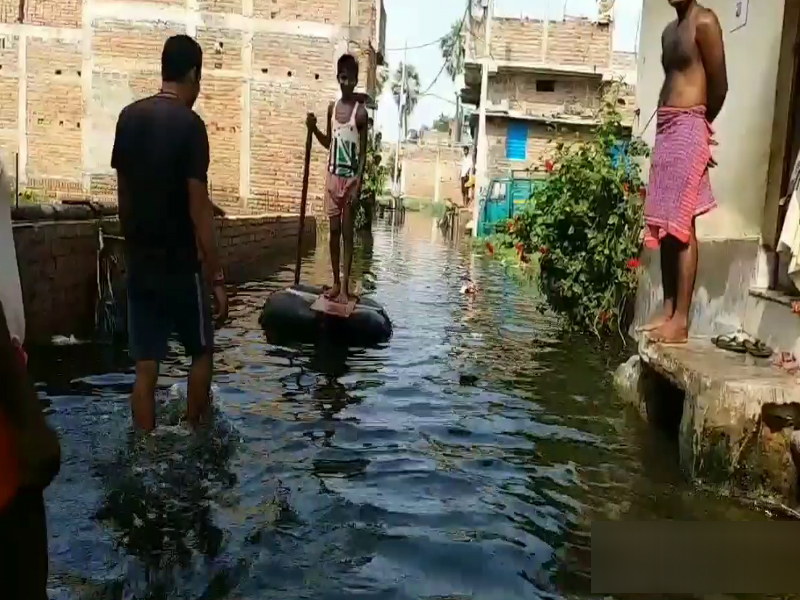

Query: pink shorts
[325,172,360,218]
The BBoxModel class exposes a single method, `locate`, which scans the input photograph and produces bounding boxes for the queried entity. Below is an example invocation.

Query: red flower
[539,246,549,256]
[515,242,525,254]
[598,310,610,324]
[485,241,495,255]
[623,183,630,195]
[639,186,647,200]
[545,160,554,173]
[627,258,641,270]
[508,221,515,233]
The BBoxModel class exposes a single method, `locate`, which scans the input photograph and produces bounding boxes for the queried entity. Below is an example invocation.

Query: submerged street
[31,211,765,600]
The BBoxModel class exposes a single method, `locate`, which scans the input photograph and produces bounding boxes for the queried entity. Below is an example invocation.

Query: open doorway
[772,14,800,292]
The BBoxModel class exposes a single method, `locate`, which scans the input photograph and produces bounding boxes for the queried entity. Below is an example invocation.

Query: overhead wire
[417,3,469,97]
[385,2,469,55]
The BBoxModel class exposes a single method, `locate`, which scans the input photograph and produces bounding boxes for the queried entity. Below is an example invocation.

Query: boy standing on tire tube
[306,54,369,304]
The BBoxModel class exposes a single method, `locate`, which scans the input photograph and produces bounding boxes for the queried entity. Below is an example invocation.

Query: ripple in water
[36,212,766,600]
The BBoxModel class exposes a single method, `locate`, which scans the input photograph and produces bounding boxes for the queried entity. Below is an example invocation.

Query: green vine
[495,86,650,336]
[354,132,388,231]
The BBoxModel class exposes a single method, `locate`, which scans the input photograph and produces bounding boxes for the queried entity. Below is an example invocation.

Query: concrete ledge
[616,339,800,506]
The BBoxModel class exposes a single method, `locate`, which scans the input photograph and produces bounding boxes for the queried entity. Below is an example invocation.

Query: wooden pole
[294,124,314,286]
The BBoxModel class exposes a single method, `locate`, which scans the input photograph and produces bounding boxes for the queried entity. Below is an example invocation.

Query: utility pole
[472,0,492,237]
[434,144,441,204]
[455,93,461,144]
[393,42,407,196]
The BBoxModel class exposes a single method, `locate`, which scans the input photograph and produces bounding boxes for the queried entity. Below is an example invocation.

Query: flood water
[31,211,765,600]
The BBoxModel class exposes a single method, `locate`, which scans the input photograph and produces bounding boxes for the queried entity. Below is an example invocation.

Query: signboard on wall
[732,0,749,32]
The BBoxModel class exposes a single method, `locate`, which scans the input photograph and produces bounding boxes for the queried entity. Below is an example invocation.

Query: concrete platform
[615,338,800,506]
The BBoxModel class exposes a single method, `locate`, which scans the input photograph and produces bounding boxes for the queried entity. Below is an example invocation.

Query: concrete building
[0,0,385,215]
[459,9,636,181]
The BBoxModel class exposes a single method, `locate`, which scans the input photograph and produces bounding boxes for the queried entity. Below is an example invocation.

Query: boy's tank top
[328,99,361,179]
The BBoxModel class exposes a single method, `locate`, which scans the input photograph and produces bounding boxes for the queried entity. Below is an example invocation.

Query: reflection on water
[37,211,766,600]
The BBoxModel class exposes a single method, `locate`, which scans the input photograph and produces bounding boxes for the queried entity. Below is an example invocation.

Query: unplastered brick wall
[23,0,81,28]
[488,71,602,117]
[0,0,382,216]
[470,16,611,71]
[13,213,316,342]
[13,220,98,341]
[0,33,19,169]
[27,38,83,182]
[219,214,316,280]
[487,118,593,179]
[545,18,611,68]
[253,0,341,22]
[402,143,463,203]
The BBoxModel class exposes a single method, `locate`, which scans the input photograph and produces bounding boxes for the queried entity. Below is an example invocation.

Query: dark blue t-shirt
[111,93,209,276]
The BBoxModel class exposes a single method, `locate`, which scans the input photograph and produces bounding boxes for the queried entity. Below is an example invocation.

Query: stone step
[615,337,800,507]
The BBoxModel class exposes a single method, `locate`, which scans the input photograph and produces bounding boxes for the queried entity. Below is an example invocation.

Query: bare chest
[661,21,697,73]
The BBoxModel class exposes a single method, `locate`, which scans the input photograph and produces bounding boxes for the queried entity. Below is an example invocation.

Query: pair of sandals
[712,334,774,358]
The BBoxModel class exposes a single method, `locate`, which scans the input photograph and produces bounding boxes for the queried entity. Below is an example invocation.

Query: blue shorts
[127,267,213,362]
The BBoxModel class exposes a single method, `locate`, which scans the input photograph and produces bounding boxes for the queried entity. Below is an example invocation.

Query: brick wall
[487,118,593,179]
[13,213,317,342]
[27,38,83,183]
[612,50,637,74]
[13,220,98,342]
[488,71,602,117]
[0,0,383,216]
[471,17,611,71]
[402,143,463,203]
[0,33,19,170]
[545,18,611,68]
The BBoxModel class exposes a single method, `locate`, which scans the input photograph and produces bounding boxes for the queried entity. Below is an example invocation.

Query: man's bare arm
[211,202,226,217]
[356,105,369,181]
[187,119,221,279]
[189,180,221,279]
[116,173,131,229]
[696,10,728,123]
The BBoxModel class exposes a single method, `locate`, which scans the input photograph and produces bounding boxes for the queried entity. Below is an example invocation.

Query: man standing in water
[639,0,727,344]
[112,34,228,432]
[460,146,474,206]
[306,54,368,304]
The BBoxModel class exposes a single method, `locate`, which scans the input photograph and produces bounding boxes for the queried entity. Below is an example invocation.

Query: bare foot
[636,313,671,333]
[336,289,353,305]
[648,319,688,344]
[324,283,340,299]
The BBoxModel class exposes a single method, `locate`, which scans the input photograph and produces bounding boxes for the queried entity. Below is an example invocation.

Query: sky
[376,0,644,142]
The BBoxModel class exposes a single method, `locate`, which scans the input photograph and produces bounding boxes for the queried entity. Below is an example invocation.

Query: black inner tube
[260,285,392,347]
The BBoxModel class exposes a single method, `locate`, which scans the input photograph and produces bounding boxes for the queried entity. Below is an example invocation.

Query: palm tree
[390,62,421,139]
[376,62,389,95]
[440,19,465,81]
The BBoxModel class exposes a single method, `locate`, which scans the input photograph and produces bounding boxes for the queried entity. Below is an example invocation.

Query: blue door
[506,121,528,161]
